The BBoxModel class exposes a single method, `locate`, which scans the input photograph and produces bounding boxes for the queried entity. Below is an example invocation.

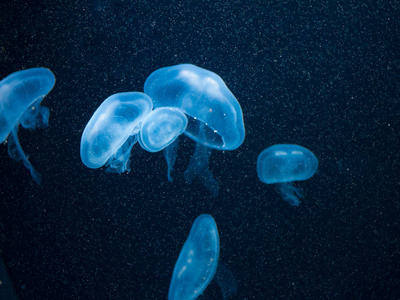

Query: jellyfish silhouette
[144,64,245,196]
[257,144,318,206]
[169,214,220,300]
[80,92,152,173]
[0,67,55,184]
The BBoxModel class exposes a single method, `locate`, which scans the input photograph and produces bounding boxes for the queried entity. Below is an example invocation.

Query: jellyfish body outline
[169,214,220,300]
[80,92,152,173]
[257,144,318,206]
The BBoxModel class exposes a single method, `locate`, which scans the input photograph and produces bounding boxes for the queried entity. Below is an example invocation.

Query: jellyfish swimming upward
[0,67,55,184]
[169,214,220,300]
[80,92,152,173]
[257,144,318,206]
[144,64,245,196]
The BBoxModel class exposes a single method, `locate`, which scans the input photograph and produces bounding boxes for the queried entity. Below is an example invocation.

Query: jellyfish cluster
[1,63,320,299]
[80,64,245,197]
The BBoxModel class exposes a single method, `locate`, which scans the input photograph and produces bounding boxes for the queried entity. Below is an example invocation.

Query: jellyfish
[144,64,245,196]
[0,67,56,184]
[257,144,318,206]
[138,107,187,153]
[80,92,152,173]
[169,214,220,300]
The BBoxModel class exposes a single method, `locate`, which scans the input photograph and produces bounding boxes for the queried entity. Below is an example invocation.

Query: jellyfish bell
[257,144,318,206]
[0,67,56,184]
[138,107,188,153]
[169,214,220,300]
[80,92,152,173]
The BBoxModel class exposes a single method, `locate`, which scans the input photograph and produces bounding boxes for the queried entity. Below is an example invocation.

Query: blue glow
[0,67,55,184]
[80,92,152,173]
[169,214,220,300]
[139,107,187,153]
[257,144,318,206]
[145,64,245,195]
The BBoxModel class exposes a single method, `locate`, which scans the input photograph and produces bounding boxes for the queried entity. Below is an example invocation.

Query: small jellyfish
[0,67,55,184]
[80,92,152,173]
[145,64,245,196]
[257,144,318,206]
[138,107,187,153]
[169,214,220,300]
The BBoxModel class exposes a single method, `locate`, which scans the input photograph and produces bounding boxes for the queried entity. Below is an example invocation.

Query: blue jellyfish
[144,64,245,196]
[138,107,187,153]
[169,214,220,300]
[257,144,318,206]
[0,67,55,184]
[80,92,152,173]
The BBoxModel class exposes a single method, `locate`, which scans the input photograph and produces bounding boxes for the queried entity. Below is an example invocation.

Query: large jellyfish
[80,92,152,173]
[169,214,220,300]
[144,64,245,196]
[257,144,318,206]
[0,67,55,184]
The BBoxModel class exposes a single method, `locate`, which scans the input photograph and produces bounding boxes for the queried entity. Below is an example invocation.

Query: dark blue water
[1,0,399,299]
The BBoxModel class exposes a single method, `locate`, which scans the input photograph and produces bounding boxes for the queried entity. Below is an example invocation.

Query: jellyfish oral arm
[163,136,179,182]
[7,127,42,184]
[105,134,138,173]
[278,182,303,206]
[184,123,219,197]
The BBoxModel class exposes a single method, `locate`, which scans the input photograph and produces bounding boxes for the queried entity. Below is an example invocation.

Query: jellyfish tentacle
[184,123,219,197]
[20,98,50,129]
[163,136,179,182]
[278,182,302,206]
[7,127,42,185]
[105,134,137,173]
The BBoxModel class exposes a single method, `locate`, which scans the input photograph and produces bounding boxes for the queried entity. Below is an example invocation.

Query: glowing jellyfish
[138,107,187,153]
[144,64,245,196]
[257,144,318,206]
[80,92,152,173]
[0,67,55,184]
[169,214,220,300]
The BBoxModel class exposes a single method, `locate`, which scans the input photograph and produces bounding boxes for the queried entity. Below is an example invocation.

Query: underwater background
[0,0,399,299]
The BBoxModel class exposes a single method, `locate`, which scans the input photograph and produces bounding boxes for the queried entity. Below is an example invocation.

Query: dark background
[1,0,400,299]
